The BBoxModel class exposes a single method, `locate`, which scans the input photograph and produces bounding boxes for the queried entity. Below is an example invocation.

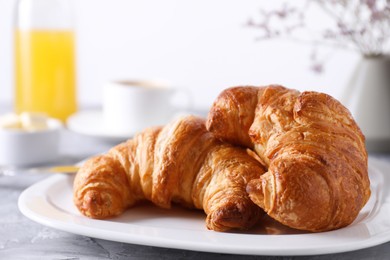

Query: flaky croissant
[207,85,370,232]
[73,115,266,231]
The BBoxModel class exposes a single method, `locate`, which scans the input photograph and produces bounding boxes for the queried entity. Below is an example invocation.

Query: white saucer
[66,110,198,143]
[66,110,138,142]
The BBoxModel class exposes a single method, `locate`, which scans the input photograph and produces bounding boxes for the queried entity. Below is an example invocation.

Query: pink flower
[247,0,390,72]
[371,10,387,22]
[363,0,377,10]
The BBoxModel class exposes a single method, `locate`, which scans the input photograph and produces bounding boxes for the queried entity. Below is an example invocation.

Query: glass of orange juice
[14,0,77,122]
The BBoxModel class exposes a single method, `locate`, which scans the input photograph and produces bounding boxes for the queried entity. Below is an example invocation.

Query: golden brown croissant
[73,115,266,231]
[206,85,370,232]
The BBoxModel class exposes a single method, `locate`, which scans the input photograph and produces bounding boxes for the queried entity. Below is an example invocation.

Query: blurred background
[0,0,359,111]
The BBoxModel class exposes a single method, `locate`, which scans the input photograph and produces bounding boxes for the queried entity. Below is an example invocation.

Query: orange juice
[14,29,77,121]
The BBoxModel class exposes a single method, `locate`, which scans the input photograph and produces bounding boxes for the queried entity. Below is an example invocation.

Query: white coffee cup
[102,80,191,134]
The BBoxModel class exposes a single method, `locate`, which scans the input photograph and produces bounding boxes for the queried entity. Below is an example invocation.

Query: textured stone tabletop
[1,129,389,260]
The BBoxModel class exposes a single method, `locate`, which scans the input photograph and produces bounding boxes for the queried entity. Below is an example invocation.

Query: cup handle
[170,88,193,112]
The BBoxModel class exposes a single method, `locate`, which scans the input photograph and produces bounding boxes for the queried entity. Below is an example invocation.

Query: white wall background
[0,0,359,111]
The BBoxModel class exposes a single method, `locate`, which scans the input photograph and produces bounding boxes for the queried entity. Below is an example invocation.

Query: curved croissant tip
[246,178,262,195]
[76,189,120,219]
[79,190,106,218]
[246,179,265,209]
[206,199,262,232]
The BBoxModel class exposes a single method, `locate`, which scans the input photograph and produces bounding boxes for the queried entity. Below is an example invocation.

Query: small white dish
[0,118,62,166]
[18,157,390,255]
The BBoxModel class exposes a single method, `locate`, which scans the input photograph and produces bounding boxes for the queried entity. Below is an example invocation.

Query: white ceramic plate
[66,110,135,142]
[18,158,390,256]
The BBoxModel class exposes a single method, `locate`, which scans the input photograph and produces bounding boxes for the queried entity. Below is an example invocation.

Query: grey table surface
[1,128,390,260]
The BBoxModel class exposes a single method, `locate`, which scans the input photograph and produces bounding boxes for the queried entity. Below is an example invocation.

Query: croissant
[73,115,266,231]
[206,85,371,232]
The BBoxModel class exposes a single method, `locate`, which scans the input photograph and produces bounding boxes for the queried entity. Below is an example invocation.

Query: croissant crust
[207,85,370,232]
[73,115,266,231]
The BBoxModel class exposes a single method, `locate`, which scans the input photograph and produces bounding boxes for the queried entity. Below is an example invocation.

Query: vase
[340,55,390,153]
